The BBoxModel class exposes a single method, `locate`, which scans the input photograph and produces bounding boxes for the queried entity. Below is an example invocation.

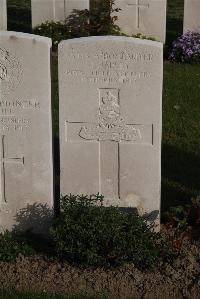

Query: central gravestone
[59,36,162,225]
[0,32,53,232]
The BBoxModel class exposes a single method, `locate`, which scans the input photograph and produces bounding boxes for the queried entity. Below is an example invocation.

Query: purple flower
[169,31,200,62]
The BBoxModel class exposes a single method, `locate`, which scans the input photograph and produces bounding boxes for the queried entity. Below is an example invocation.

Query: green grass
[162,63,200,212]
[0,289,109,299]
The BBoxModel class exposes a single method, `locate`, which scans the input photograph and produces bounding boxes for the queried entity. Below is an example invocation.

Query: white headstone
[184,0,200,33]
[59,36,162,226]
[0,0,7,31]
[31,0,89,28]
[65,0,89,16]
[0,32,53,232]
[114,0,166,43]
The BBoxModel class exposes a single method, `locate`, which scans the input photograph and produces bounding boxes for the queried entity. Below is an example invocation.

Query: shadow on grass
[161,143,200,213]
[166,17,183,47]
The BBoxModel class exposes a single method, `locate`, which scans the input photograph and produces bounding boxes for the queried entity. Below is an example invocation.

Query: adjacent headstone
[31,0,89,28]
[59,36,163,226]
[184,0,200,33]
[0,32,53,232]
[113,0,167,43]
[0,0,7,30]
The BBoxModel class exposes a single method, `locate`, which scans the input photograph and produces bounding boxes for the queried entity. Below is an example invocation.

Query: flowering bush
[169,31,200,63]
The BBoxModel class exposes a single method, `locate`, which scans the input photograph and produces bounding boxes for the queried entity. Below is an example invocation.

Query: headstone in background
[65,0,89,17]
[31,0,89,28]
[0,32,53,232]
[32,0,57,28]
[0,0,7,30]
[184,0,200,33]
[113,0,167,43]
[59,36,163,226]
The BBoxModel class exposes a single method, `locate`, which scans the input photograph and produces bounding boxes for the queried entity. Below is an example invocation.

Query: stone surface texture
[31,0,89,28]
[184,0,200,33]
[0,0,7,30]
[59,36,163,225]
[114,0,166,43]
[0,32,53,232]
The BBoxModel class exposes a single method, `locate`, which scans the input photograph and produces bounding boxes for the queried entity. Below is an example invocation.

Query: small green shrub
[33,21,71,50]
[0,231,34,262]
[89,0,121,35]
[33,0,121,49]
[50,194,171,270]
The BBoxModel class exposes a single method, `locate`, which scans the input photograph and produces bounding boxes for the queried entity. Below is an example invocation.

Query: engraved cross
[66,88,153,200]
[127,0,149,29]
[0,135,24,204]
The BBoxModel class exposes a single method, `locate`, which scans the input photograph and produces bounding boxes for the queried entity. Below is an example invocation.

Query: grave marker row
[31,0,89,28]
[2,1,200,40]
[1,32,162,232]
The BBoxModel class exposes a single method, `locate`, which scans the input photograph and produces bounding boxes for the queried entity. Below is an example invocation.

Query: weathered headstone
[184,0,200,33]
[31,0,89,28]
[0,0,7,30]
[0,32,53,232]
[113,0,166,43]
[59,36,162,226]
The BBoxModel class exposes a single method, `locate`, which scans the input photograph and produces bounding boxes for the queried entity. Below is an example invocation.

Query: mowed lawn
[7,0,200,213]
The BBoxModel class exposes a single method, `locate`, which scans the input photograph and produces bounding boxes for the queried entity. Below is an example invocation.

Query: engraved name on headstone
[0,0,7,30]
[114,0,167,43]
[0,32,53,232]
[59,36,163,226]
[31,0,89,28]
[184,0,200,33]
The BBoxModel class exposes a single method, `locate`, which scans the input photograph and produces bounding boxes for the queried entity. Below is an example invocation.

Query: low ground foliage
[51,195,171,269]
[0,231,34,262]
[0,195,171,271]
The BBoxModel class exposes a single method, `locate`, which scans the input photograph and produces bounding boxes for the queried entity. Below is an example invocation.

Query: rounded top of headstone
[59,36,163,49]
[0,31,52,47]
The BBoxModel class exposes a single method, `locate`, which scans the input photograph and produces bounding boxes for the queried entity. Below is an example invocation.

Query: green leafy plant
[0,231,34,262]
[89,0,121,35]
[33,21,71,50]
[33,0,157,49]
[50,194,171,270]
[33,0,121,49]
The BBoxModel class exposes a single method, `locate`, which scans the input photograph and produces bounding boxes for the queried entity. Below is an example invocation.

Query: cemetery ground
[0,0,199,298]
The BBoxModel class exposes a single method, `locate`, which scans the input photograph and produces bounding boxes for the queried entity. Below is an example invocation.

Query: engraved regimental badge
[79,88,142,142]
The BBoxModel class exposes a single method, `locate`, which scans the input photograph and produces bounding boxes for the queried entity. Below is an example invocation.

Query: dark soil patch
[0,241,199,299]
